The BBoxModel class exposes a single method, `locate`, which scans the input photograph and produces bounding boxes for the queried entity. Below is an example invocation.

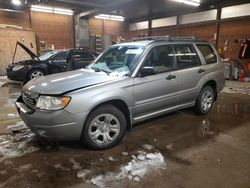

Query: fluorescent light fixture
[30,5,73,15]
[172,0,200,6]
[12,0,22,6]
[95,14,125,21]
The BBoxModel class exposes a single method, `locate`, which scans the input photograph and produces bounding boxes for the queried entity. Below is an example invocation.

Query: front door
[133,44,178,120]
[48,51,69,74]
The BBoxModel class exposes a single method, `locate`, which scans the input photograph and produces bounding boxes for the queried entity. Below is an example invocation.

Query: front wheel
[28,69,44,80]
[194,86,215,115]
[81,105,127,150]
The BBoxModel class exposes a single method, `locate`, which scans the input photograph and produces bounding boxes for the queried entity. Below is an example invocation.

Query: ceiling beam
[128,0,250,23]
[52,0,105,8]
[79,0,137,18]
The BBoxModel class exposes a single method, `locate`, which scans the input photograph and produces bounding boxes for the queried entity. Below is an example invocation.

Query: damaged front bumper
[15,96,87,141]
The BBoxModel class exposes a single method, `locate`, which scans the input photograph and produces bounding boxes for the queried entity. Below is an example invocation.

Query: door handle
[166,75,176,80]
[198,69,205,74]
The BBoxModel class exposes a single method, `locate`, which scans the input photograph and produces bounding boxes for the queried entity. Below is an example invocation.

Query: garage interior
[0,0,250,187]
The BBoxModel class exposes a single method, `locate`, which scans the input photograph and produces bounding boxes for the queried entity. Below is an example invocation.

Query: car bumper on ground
[15,96,87,141]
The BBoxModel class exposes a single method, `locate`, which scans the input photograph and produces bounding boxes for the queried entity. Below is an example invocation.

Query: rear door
[47,51,69,74]
[173,44,204,104]
[71,50,95,70]
[133,44,178,120]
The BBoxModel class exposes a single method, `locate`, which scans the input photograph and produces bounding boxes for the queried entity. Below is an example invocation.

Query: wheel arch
[87,99,132,131]
[27,68,46,80]
[202,80,217,101]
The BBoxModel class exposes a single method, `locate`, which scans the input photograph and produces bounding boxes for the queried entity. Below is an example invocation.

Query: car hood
[15,42,39,61]
[22,69,125,95]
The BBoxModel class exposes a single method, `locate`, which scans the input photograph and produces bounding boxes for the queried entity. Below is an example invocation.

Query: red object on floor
[239,69,245,82]
[248,61,250,71]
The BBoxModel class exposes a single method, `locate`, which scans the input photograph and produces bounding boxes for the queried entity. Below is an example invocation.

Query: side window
[144,45,174,74]
[174,44,201,70]
[197,44,217,64]
[72,51,94,61]
[53,51,68,61]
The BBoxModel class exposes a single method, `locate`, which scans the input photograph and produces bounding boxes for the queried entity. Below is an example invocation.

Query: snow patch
[0,81,5,87]
[90,152,166,187]
[0,122,38,162]
[142,144,154,151]
[77,169,91,179]
[7,121,28,133]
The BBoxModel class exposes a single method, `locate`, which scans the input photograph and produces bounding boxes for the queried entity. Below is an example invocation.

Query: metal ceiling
[0,0,250,21]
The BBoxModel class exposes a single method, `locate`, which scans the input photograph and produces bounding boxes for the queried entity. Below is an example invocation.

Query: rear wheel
[28,69,44,80]
[81,104,126,150]
[194,85,215,115]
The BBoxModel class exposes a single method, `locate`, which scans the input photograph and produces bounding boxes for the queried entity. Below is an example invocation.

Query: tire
[28,69,44,80]
[81,104,127,150]
[194,85,215,115]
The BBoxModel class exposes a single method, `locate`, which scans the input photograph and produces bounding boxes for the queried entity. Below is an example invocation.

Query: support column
[215,8,222,49]
[147,0,152,36]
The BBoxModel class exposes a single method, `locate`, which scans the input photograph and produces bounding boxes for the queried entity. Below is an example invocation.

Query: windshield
[39,51,59,61]
[89,45,145,76]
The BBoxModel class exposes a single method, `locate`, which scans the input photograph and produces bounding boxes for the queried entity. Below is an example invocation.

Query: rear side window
[173,44,201,70]
[197,44,217,64]
[72,51,94,60]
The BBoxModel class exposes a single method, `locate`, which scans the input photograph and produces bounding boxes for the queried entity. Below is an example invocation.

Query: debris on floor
[90,151,166,187]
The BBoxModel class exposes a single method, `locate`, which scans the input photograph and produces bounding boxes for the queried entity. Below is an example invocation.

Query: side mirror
[140,66,156,77]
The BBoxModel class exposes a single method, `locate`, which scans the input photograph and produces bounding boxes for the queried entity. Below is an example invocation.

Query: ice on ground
[7,113,19,118]
[54,164,70,171]
[222,86,250,95]
[122,152,128,156]
[0,139,39,162]
[0,81,5,87]
[90,152,166,187]
[0,122,38,162]
[7,121,28,134]
[142,144,154,151]
[18,164,33,172]
[69,158,81,170]
[108,156,115,161]
[77,169,91,179]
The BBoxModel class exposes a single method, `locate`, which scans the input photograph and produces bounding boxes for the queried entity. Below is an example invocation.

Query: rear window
[197,44,217,64]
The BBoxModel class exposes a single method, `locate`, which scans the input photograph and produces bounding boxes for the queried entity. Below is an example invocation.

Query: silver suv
[16,36,225,149]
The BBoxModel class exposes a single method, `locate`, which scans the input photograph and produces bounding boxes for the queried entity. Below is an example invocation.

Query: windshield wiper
[91,67,111,74]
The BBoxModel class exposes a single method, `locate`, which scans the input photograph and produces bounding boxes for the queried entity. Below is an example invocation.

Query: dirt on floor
[0,79,250,188]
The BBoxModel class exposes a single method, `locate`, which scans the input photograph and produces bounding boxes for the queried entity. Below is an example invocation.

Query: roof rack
[132,36,198,42]
[132,36,170,41]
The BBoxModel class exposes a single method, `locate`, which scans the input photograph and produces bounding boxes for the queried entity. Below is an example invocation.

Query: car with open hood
[6,42,98,82]
[15,36,225,149]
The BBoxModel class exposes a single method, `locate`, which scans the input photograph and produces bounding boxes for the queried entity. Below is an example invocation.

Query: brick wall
[89,18,125,36]
[30,11,74,50]
[127,18,250,61]
[0,10,74,50]
[0,11,31,28]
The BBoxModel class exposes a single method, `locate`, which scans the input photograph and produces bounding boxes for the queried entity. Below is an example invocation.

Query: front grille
[22,93,36,108]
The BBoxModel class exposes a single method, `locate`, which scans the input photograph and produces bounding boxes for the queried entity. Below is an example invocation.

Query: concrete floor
[0,77,250,188]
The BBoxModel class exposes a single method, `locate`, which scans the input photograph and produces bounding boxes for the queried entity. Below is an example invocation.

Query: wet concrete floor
[0,79,250,188]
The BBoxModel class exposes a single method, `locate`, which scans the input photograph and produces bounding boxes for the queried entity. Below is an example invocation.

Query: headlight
[12,65,25,71]
[36,96,71,111]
